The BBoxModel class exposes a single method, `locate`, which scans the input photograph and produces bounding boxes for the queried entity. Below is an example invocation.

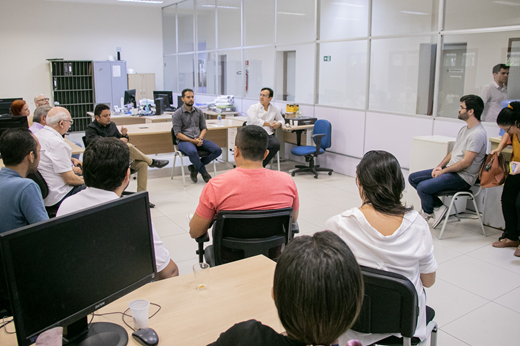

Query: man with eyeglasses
[34,94,50,108]
[408,94,487,228]
[0,128,48,233]
[35,107,86,210]
[246,87,284,167]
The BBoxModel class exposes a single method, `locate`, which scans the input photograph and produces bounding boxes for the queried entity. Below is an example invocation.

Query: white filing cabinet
[407,136,458,212]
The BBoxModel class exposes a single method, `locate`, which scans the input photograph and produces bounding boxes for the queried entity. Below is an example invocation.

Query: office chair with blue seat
[290,119,333,179]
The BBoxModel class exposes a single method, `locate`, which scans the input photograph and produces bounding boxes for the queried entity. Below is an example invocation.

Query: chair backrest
[26,171,49,199]
[351,266,419,338]
[81,136,87,148]
[212,208,293,266]
[312,119,332,149]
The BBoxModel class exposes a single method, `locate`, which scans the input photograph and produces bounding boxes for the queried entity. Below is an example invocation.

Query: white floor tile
[152,216,187,238]
[161,232,199,263]
[437,255,520,300]
[442,302,520,346]
[467,244,520,275]
[494,286,520,314]
[432,243,463,264]
[426,278,488,327]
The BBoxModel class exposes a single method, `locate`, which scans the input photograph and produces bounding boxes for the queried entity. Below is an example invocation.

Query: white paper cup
[129,299,150,329]
[293,120,299,126]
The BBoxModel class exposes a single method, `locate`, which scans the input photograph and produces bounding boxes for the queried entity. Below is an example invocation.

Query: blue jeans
[408,169,470,214]
[178,140,222,175]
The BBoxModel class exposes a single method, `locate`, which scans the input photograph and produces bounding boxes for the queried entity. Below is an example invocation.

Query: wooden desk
[86,113,174,126]
[64,138,84,155]
[204,110,239,119]
[0,255,281,346]
[125,119,244,156]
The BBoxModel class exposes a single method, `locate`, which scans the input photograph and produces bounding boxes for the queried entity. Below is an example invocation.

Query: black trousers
[263,134,280,168]
[502,174,520,241]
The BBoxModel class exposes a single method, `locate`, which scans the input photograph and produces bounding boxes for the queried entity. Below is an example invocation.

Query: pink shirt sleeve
[195,183,218,220]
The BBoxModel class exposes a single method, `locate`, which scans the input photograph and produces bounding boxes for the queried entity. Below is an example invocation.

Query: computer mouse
[132,327,159,346]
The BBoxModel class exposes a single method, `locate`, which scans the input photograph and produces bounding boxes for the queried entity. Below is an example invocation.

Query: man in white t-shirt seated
[246,87,285,167]
[408,94,487,228]
[35,107,85,209]
[57,137,179,279]
[189,125,299,239]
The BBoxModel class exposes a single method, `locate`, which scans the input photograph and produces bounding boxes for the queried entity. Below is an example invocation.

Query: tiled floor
[128,154,519,346]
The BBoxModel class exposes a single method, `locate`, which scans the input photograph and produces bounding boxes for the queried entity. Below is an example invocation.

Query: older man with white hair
[35,107,85,209]
[29,105,52,134]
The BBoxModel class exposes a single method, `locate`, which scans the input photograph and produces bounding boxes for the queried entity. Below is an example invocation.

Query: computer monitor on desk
[124,89,136,108]
[0,192,156,346]
[0,116,29,139]
[0,98,23,115]
[153,91,174,111]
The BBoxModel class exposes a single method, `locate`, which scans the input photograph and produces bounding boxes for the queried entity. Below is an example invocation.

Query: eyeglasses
[37,98,49,103]
[63,119,74,125]
[259,93,271,98]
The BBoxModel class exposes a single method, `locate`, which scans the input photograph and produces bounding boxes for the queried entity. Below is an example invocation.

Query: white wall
[0,0,163,108]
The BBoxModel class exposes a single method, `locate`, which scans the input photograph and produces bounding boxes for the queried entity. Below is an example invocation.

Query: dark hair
[0,128,37,166]
[357,150,411,216]
[497,101,520,128]
[493,63,509,74]
[94,103,110,117]
[460,94,484,121]
[235,125,268,161]
[261,87,273,98]
[181,88,194,98]
[10,100,26,116]
[33,105,52,124]
[83,137,129,191]
[273,231,364,345]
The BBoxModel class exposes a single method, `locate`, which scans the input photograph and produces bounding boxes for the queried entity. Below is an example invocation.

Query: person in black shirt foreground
[85,104,168,207]
[208,231,364,346]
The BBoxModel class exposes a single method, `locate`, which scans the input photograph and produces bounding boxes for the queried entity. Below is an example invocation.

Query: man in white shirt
[35,107,85,209]
[57,137,179,279]
[246,87,284,167]
[480,63,509,123]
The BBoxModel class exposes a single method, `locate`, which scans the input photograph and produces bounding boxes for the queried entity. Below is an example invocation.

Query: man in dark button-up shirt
[172,89,222,183]
[85,104,169,200]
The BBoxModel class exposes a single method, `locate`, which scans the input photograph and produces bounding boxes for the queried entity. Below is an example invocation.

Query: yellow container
[286,104,299,113]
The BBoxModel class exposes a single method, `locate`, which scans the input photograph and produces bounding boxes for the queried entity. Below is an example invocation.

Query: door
[110,61,127,108]
[283,51,296,101]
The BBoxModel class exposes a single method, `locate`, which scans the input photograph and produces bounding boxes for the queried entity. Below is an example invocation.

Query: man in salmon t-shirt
[189,125,299,239]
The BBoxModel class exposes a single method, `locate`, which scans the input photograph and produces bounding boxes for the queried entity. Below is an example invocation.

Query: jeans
[263,134,280,168]
[178,139,222,175]
[408,169,470,214]
[501,174,520,241]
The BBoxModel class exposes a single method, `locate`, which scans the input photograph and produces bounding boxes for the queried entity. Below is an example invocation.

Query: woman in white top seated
[325,150,438,346]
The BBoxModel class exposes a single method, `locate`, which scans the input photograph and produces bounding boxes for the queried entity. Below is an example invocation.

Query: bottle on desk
[217,113,223,125]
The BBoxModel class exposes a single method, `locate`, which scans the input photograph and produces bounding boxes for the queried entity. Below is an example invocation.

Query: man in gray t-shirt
[409,95,488,227]
[172,89,222,183]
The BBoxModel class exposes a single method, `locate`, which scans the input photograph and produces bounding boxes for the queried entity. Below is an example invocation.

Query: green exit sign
[323,56,331,62]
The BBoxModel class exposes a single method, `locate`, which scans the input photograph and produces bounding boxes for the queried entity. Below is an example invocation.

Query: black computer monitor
[0,98,23,115]
[124,89,136,108]
[0,116,29,139]
[177,95,183,109]
[0,192,156,346]
[153,91,173,110]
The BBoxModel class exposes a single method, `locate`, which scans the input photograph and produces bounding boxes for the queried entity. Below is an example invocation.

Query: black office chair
[170,128,217,186]
[290,119,333,179]
[27,171,59,218]
[351,266,437,346]
[195,208,297,267]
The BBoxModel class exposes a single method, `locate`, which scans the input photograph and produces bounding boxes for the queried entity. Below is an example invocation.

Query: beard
[458,110,469,121]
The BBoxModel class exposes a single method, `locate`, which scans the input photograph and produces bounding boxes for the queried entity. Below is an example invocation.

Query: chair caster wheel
[328,172,332,175]
[291,172,295,176]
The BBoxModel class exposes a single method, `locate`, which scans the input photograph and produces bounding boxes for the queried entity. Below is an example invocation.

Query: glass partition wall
[163,0,520,119]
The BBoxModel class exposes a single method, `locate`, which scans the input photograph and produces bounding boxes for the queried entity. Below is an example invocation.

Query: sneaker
[149,202,155,209]
[188,165,198,183]
[492,238,520,248]
[150,159,169,169]
[419,210,434,222]
[202,172,212,183]
[432,205,448,228]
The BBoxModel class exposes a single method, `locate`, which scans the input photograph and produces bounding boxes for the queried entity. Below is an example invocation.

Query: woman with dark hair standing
[490,102,520,255]
[325,150,437,346]
[209,231,364,346]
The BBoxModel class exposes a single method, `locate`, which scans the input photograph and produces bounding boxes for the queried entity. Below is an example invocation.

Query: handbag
[479,153,508,188]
